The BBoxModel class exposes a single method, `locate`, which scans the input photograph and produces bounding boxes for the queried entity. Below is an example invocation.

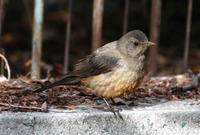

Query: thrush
[34,30,155,118]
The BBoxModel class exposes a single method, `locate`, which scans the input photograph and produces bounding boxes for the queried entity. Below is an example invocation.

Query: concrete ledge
[0,100,200,135]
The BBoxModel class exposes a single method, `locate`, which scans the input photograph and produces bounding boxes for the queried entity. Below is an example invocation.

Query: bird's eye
[134,42,139,46]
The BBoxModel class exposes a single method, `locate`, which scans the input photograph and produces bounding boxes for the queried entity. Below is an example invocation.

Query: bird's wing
[34,41,120,93]
[34,54,119,93]
[72,53,120,78]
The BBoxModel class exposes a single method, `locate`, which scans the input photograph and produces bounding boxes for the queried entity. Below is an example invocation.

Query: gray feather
[72,53,119,77]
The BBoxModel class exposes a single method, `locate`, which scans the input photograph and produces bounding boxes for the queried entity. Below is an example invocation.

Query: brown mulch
[0,74,199,112]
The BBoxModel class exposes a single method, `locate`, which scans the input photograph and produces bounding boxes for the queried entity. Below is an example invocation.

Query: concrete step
[0,100,200,135]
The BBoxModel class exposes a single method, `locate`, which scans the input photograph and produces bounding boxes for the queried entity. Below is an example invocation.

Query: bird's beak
[143,41,156,47]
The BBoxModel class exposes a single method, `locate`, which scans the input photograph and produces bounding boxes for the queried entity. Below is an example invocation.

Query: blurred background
[0,0,200,78]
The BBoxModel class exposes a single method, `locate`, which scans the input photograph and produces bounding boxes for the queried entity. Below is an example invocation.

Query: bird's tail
[34,75,80,93]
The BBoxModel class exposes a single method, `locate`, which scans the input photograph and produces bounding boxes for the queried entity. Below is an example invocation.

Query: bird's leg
[110,98,116,105]
[110,98,123,119]
[103,98,123,120]
[103,98,117,117]
[110,98,122,111]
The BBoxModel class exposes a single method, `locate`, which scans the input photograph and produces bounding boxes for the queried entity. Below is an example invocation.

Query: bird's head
[117,30,155,58]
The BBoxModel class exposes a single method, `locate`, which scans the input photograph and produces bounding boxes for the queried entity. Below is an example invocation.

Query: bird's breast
[81,64,144,98]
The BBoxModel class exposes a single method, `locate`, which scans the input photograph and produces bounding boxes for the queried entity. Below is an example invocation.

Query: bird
[34,30,155,118]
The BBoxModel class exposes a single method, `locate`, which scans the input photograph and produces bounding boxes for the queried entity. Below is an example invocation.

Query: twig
[123,0,129,35]
[31,0,44,79]
[64,0,72,74]
[182,74,199,91]
[0,103,77,113]
[49,108,76,113]
[92,0,104,51]
[172,74,200,93]
[0,103,43,111]
[0,53,11,80]
[148,0,161,75]
[183,0,193,72]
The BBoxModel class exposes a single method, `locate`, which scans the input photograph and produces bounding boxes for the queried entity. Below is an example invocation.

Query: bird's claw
[110,107,123,120]
[103,98,124,120]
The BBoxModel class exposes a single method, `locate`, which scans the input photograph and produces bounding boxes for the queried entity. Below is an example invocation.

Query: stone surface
[0,100,200,135]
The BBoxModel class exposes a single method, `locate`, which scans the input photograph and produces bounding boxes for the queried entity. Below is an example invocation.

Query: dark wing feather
[71,53,119,78]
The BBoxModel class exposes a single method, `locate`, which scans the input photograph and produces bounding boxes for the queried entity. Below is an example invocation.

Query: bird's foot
[103,98,123,120]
